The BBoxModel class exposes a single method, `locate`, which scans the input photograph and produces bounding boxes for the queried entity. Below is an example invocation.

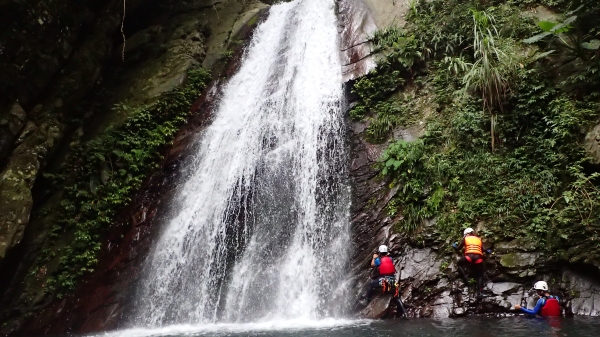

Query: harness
[378,276,400,298]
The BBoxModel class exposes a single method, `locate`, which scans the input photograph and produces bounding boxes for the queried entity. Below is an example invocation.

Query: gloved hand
[451,242,458,249]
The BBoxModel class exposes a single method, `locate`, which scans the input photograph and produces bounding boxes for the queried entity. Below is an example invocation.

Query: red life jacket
[378,256,395,276]
[541,297,561,317]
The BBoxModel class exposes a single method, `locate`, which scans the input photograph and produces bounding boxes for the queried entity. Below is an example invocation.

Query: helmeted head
[463,228,474,237]
[534,281,548,292]
[378,245,388,254]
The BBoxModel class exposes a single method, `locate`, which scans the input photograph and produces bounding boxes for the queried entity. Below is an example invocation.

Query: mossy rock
[0,177,32,261]
[499,252,541,269]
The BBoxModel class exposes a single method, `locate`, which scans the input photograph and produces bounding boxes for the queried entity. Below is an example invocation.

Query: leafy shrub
[364,0,600,261]
[41,68,211,295]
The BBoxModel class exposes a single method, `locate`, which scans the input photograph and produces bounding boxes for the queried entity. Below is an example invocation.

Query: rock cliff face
[337,0,377,81]
[347,110,600,319]
[0,0,270,268]
[0,0,269,334]
[344,0,600,320]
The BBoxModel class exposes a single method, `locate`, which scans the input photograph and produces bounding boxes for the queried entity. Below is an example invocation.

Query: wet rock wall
[347,109,600,319]
[342,0,600,319]
[0,0,269,335]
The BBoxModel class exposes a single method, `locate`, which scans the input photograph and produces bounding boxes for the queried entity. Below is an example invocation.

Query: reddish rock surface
[16,80,220,336]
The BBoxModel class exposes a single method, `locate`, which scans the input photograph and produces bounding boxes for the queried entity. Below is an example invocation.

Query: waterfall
[132,0,350,327]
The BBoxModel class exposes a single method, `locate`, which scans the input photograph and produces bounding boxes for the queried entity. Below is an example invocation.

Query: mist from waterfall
[131,0,350,327]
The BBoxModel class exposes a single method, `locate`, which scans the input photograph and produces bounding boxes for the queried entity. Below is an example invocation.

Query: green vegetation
[524,6,600,61]
[461,9,521,150]
[350,27,425,142]
[37,68,210,295]
[351,0,600,263]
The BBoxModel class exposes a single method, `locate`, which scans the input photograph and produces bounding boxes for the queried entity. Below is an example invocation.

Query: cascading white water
[132,0,350,327]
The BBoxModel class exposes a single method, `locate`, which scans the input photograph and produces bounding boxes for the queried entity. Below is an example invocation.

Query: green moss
[500,253,518,268]
[38,68,211,295]
[246,14,259,27]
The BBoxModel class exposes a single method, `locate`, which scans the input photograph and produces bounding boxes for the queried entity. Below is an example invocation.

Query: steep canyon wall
[0,0,270,334]
[345,0,600,319]
[1,0,600,335]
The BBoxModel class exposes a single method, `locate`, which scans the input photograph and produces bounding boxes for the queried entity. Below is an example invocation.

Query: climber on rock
[364,245,406,317]
[452,228,490,298]
[514,281,561,317]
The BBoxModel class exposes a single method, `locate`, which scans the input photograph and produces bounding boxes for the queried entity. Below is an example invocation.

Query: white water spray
[132,0,350,327]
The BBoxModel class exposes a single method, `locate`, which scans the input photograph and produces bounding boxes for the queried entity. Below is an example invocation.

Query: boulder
[399,248,442,286]
[430,290,453,318]
[487,282,521,295]
[499,252,541,269]
[484,282,524,310]
[201,0,248,70]
[494,239,539,253]
[118,25,163,63]
[563,270,600,316]
[230,4,270,42]
[361,294,394,318]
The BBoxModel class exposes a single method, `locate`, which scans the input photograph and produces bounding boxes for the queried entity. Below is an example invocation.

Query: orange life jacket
[464,235,483,255]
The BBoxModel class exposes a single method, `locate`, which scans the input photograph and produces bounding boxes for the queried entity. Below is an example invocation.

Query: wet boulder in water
[361,294,394,319]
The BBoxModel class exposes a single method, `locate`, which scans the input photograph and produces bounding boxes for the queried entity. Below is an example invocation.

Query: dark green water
[94,317,600,337]
[357,317,598,337]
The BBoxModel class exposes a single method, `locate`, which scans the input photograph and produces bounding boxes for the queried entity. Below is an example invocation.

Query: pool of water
[88,316,600,337]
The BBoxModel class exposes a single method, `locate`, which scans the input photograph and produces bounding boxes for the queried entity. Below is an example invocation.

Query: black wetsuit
[456,240,485,295]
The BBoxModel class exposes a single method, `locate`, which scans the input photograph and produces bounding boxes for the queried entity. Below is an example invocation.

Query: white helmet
[534,281,548,291]
[463,228,474,236]
[378,245,388,253]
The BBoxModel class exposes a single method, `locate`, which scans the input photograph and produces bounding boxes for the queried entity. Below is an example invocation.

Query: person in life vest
[514,281,561,316]
[364,245,406,316]
[452,228,489,298]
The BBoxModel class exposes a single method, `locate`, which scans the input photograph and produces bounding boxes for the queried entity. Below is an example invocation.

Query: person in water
[514,281,561,316]
[365,245,406,316]
[452,228,488,298]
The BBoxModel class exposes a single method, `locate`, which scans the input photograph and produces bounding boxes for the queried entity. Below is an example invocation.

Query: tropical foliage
[34,68,210,295]
[351,0,600,264]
